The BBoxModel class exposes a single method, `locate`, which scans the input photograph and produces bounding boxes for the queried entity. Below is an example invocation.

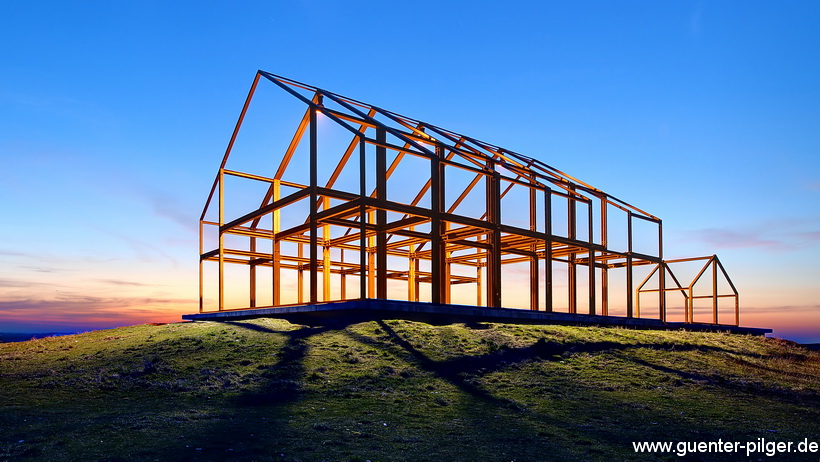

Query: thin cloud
[149,192,198,233]
[688,224,820,252]
[0,249,29,257]
[93,170,197,234]
[741,305,820,315]
[0,279,48,288]
[88,225,180,268]
[795,231,820,242]
[691,228,789,251]
[0,295,192,332]
[0,296,192,319]
[20,265,65,273]
[93,278,155,287]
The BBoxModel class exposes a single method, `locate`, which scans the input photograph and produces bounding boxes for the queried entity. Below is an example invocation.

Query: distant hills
[0,332,74,343]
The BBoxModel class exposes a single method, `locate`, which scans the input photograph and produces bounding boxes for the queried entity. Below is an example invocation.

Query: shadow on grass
[368,320,736,376]
[375,320,520,410]
[630,356,820,402]
[223,320,334,406]
[341,320,811,410]
[179,319,818,459]
[725,354,819,382]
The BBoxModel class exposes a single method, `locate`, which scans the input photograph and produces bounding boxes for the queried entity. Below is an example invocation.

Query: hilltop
[1,318,818,461]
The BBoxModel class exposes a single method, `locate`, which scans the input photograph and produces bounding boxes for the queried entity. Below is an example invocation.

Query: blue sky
[1,1,818,342]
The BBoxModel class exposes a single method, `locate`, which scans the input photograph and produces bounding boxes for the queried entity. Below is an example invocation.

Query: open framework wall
[199,71,740,326]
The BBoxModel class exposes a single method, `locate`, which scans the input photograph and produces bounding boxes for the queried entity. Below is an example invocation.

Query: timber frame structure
[199,71,740,326]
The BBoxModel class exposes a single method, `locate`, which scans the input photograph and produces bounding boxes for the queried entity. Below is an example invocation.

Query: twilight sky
[1,1,818,342]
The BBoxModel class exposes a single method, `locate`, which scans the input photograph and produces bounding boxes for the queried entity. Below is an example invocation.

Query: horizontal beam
[220,188,310,233]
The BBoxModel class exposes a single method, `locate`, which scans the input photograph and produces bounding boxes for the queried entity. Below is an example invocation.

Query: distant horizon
[1,313,817,346]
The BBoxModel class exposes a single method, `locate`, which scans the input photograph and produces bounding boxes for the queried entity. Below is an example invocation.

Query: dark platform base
[183,300,772,336]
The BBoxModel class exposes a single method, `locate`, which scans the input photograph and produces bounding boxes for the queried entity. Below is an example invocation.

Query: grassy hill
[1,318,818,461]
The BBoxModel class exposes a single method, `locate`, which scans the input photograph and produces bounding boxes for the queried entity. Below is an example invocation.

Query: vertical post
[658,220,665,322]
[476,265,483,306]
[376,127,388,299]
[249,237,257,307]
[359,139,367,300]
[272,179,281,306]
[441,153,451,305]
[712,256,719,324]
[544,187,553,312]
[408,226,416,302]
[568,192,577,314]
[431,146,445,303]
[601,268,608,316]
[588,200,596,315]
[298,244,304,303]
[340,250,347,300]
[636,290,641,318]
[445,247,452,304]
[735,293,740,327]
[600,196,608,316]
[529,186,539,310]
[658,264,665,322]
[626,211,633,318]
[322,196,332,301]
[487,166,502,308]
[309,100,319,304]
[687,286,693,323]
[368,210,376,298]
[408,250,416,302]
[218,169,225,311]
[687,265,694,323]
[414,259,421,302]
[444,222,452,304]
[199,220,204,313]
[685,290,691,323]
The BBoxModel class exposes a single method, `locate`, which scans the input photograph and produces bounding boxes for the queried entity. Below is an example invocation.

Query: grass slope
[1,318,818,461]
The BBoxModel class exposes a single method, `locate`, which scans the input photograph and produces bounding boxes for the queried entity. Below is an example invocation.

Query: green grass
[1,318,818,461]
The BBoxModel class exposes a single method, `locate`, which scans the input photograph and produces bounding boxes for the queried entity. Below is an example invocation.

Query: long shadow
[222,320,286,334]
[370,320,522,410]
[630,356,820,403]
[145,319,335,459]
[363,322,734,377]
[439,338,737,376]
[223,320,333,406]
[724,354,819,382]
[235,315,818,408]
[343,321,786,409]
[340,322,769,460]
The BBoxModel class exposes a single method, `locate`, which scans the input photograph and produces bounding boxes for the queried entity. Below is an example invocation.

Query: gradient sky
[1,1,818,342]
